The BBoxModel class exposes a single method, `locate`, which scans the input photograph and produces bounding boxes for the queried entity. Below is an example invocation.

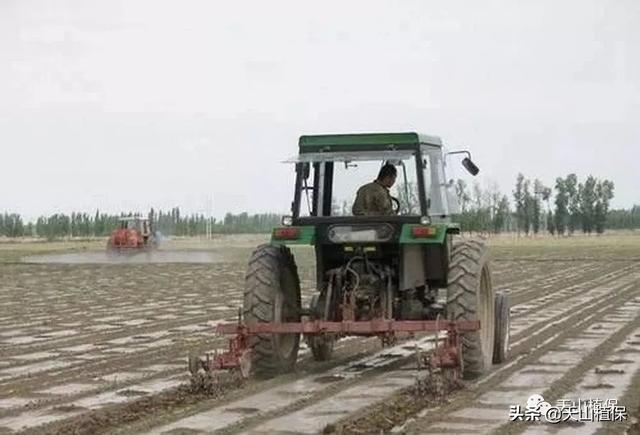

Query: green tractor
[195,132,509,381]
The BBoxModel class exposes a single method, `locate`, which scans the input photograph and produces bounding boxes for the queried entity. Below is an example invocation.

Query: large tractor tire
[493,292,510,364]
[243,244,301,377]
[446,238,495,379]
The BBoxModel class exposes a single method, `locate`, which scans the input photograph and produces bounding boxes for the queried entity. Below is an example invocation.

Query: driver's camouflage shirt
[352,180,394,216]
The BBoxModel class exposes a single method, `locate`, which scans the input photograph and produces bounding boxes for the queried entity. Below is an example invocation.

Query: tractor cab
[285,133,469,221]
[117,217,151,237]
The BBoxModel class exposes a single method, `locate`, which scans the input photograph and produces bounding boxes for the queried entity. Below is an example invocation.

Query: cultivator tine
[433,314,441,356]
[189,352,243,394]
[380,331,397,347]
[415,343,424,371]
[191,370,220,394]
[238,349,252,379]
[188,319,252,393]
[188,353,209,392]
[188,352,203,377]
[413,318,465,397]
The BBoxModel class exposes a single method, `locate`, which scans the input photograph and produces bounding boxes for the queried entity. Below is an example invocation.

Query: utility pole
[205,195,213,239]
[210,195,214,239]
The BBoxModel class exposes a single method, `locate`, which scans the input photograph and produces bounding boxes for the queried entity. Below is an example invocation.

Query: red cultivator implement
[188,315,481,381]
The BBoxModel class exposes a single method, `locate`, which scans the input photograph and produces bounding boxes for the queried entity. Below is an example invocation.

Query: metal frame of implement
[192,319,480,378]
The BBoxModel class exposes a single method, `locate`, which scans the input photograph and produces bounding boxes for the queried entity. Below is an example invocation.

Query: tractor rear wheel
[243,244,301,377]
[446,238,495,379]
[493,292,510,364]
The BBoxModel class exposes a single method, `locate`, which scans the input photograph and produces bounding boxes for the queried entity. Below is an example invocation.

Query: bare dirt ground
[1,233,639,434]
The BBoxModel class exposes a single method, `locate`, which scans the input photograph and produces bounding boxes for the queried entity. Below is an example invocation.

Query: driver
[352,163,397,216]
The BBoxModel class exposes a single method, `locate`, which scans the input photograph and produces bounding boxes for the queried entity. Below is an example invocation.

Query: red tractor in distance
[107,217,157,253]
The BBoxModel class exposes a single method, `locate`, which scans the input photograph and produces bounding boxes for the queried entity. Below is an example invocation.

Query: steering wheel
[390,196,401,215]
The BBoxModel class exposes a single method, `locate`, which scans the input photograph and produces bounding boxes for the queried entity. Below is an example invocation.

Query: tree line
[455,180,512,234]
[454,173,623,235]
[0,208,281,239]
[0,174,636,239]
[550,174,614,235]
[605,206,640,230]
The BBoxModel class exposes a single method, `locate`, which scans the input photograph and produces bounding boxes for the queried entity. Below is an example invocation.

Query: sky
[1,0,638,220]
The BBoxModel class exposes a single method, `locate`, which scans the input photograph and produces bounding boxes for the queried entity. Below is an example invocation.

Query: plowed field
[1,234,639,434]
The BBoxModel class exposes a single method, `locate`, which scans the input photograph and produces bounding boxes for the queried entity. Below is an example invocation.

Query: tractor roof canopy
[298,132,442,153]
[284,150,416,163]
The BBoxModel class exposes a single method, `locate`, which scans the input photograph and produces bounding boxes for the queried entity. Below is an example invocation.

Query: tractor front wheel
[446,239,495,379]
[243,244,301,377]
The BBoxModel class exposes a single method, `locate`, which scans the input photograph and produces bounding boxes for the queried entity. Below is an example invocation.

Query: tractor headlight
[281,215,293,226]
[327,224,394,243]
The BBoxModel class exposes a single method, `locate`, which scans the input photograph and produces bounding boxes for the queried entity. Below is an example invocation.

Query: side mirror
[462,157,479,176]
[446,150,480,176]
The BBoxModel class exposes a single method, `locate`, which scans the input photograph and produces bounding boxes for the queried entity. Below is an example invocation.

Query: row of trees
[151,208,281,235]
[455,180,512,234]
[0,209,281,239]
[0,213,26,238]
[0,174,633,239]
[605,206,640,230]
[512,175,552,236]
[552,175,615,235]
[454,173,619,236]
